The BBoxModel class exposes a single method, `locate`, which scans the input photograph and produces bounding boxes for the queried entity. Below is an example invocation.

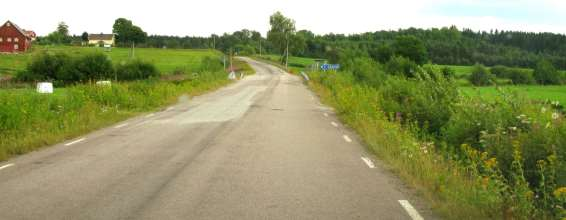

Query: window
[6,23,10,27]
[14,38,18,42]
[14,44,19,50]
[0,38,3,42]
[7,38,12,42]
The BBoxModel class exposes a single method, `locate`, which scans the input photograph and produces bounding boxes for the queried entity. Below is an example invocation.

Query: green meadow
[0,46,223,76]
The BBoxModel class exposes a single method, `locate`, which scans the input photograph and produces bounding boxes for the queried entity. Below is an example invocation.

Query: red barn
[0,21,33,53]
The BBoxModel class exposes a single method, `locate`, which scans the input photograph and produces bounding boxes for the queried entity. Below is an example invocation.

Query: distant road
[0,58,434,220]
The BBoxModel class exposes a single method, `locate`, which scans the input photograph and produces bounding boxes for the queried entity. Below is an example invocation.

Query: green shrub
[441,66,456,79]
[380,72,458,135]
[115,59,159,81]
[199,56,223,72]
[17,52,71,82]
[509,69,536,85]
[384,56,419,77]
[350,57,386,87]
[73,52,114,81]
[490,65,510,78]
[469,63,494,86]
[534,59,562,85]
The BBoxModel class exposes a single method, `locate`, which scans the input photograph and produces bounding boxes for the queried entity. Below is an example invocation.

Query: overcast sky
[2,0,565,37]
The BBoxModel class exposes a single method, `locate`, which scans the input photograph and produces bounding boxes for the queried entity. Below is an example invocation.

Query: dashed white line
[398,200,424,220]
[342,135,352,143]
[65,138,85,146]
[145,113,155,118]
[361,157,376,168]
[166,107,174,111]
[331,122,338,127]
[323,113,329,117]
[0,163,14,171]
[114,123,128,129]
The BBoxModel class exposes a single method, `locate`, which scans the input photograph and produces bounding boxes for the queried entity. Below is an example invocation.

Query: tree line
[36,14,566,71]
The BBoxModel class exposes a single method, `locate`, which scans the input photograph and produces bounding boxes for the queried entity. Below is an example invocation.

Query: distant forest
[55,26,566,70]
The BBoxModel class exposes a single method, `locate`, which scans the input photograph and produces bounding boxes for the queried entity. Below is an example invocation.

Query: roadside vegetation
[306,55,565,219]
[0,47,256,162]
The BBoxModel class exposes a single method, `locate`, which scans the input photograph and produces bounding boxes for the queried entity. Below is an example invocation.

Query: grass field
[460,85,566,104]
[0,46,223,76]
[254,54,324,73]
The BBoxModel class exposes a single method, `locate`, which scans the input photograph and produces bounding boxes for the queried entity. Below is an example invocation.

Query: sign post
[320,64,340,71]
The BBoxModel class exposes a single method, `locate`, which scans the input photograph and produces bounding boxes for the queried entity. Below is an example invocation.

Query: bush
[115,59,159,81]
[441,66,456,78]
[17,52,71,82]
[380,72,458,135]
[534,59,562,85]
[509,69,535,85]
[384,56,419,77]
[490,65,510,78]
[349,57,386,87]
[199,56,223,72]
[469,64,494,86]
[18,52,114,84]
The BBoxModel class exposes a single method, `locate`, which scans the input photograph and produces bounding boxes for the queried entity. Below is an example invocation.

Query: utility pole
[285,33,289,71]
[259,39,262,56]
[213,35,215,49]
[230,48,233,72]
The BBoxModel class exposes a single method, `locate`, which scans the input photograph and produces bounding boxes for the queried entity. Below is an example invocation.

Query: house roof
[2,20,31,39]
[88,34,114,41]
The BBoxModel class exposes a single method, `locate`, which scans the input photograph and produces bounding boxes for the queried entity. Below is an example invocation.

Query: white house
[88,33,115,46]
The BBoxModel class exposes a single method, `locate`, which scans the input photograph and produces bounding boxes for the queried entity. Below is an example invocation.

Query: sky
[2,0,565,37]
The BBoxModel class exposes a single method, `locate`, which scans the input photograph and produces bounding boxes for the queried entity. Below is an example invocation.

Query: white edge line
[145,113,155,118]
[0,163,14,170]
[166,107,174,111]
[114,123,128,129]
[323,113,329,117]
[342,135,352,143]
[398,200,424,220]
[361,157,376,168]
[65,138,85,146]
[331,122,338,127]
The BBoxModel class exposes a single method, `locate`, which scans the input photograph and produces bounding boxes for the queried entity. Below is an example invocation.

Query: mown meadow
[0,47,252,161]
[0,45,224,76]
[306,57,566,219]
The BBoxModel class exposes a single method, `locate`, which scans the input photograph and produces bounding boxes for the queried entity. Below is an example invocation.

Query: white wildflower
[552,112,560,120]
[541,107,547,113]
[509,127,517,131]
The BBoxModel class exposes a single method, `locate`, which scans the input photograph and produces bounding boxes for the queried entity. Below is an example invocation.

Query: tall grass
[308,70,566,219]
[0,71,228,161]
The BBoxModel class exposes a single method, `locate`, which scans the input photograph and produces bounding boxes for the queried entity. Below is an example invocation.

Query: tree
[392,35,428,65]
[112,18,147,45]
[81,32,89,42]
[469,64,494,86]
[56,22,69,36]
[267,11,296,63]
[45,22,71,44]
[533,59,561,85]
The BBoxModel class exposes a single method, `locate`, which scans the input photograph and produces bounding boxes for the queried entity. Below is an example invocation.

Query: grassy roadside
[251,54,323,74]
[307,73,504,219]
[0,72,230,162]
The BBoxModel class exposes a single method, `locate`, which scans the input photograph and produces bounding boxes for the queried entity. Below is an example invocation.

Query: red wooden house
[0,21,34,53]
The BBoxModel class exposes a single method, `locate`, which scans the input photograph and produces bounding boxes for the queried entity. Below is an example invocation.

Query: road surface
[0,58,434,220]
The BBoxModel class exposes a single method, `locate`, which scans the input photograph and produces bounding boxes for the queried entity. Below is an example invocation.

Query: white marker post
[36,82,53,94]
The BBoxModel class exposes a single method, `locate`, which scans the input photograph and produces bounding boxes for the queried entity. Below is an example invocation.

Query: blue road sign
[321,64,340,71]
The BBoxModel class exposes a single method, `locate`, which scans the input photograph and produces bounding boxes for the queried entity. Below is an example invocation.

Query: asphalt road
[0,58,434,220]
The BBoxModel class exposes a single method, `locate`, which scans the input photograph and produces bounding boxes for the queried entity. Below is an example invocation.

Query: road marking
[398,200,424,220]
[114,123,128,129]
[65,138,85,146]
[342,135,352,143]
[323,113,329,117]
[145,113,155,118]
[166,107,174,111]
[331,122,338,127]
[361,157,376,168]
[0,163,14,171]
